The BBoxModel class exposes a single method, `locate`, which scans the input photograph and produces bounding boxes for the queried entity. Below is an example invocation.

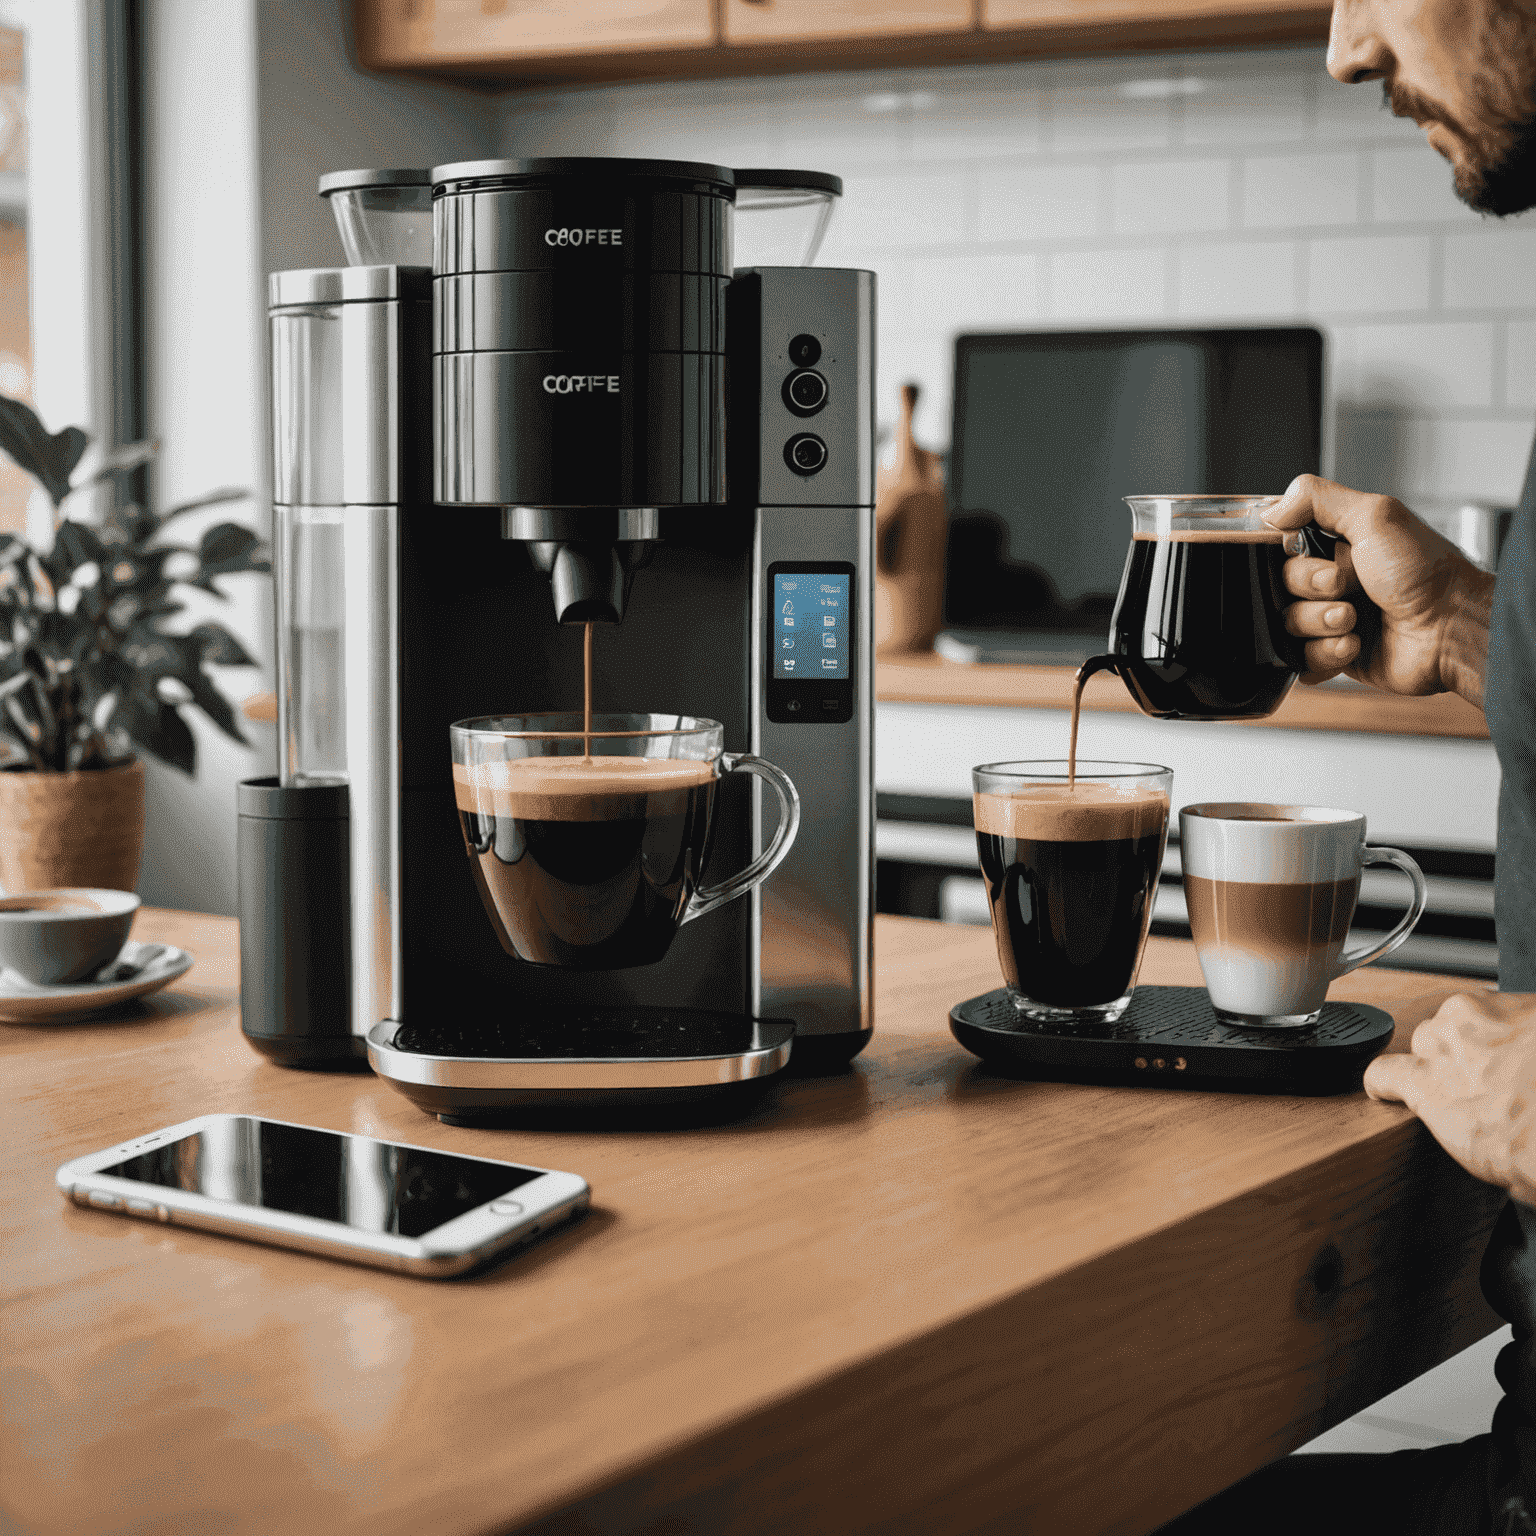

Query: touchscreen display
[774,571,849,681]
[100,1120,540,1238]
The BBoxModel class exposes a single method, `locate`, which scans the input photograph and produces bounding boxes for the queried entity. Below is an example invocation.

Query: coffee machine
[240,158,875,1118]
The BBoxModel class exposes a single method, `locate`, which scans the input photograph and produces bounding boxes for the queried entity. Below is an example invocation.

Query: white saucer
[0,940,194,1023]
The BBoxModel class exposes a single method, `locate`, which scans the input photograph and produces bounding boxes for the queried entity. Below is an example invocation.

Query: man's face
[1329,0,1536,216]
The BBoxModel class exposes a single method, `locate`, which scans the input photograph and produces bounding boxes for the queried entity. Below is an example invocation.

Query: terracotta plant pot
[0,758,146,893]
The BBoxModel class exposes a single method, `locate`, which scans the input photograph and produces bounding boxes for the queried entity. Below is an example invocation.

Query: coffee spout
[527,539,652,624]
[502,507,659,625]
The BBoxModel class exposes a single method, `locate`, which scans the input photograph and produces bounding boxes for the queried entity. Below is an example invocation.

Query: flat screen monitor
[943,326,1324,658]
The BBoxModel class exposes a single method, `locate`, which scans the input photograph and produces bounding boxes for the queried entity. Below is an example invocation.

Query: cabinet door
[981,0,1329,36]
[723,0,973,48]
[357,0,715,68]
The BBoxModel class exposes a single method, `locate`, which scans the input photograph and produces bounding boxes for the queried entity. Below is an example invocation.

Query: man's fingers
[1283,555,1357,601]
[1304,635,1360,672]
[1284,600,1357,639]
[1364,1050,1425,1104]
[1264,474,1400,548]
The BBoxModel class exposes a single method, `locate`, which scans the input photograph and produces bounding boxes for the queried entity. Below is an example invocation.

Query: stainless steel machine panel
[745,267,876,1044]
[737,266,875,511]
[754,507,874,1040]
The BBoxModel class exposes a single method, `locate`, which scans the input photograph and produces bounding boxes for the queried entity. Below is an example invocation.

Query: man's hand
[1365,992,1536,1206]
[1263,474,1495,707]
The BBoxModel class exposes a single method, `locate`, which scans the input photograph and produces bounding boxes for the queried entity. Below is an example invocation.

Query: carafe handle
[1336,845,1428,975]
[682,753,801,924]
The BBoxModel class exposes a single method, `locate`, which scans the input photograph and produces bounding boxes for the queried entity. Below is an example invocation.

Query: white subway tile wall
[495,43,1536,508]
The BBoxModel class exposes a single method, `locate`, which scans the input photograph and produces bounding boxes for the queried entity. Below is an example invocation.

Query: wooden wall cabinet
[722,0,973,50]
[979,0,1333,47]
[355,0,716,74]
[354,0,1332,89]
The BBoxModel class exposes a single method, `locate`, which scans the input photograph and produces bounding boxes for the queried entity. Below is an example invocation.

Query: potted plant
[0,397,269,892]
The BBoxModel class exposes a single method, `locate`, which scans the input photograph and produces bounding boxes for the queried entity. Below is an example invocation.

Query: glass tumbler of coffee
[1107,494,1304,721]
[972,760,1172,1025]
[1180,803,1428,1028]
[451,713,800,970]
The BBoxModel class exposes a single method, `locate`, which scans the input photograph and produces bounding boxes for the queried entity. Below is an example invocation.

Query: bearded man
[1159,2,1536,1531]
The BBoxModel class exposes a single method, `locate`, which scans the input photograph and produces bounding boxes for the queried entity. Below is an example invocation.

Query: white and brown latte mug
[1179,803,1428,1028]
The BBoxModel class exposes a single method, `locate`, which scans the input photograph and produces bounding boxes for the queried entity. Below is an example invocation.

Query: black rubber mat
[950,984,1395,1094]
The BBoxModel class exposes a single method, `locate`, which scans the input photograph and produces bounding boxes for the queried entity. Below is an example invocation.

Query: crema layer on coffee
[972,783,1169,843]
[453,755,715,822]
[1132,529,1286,543]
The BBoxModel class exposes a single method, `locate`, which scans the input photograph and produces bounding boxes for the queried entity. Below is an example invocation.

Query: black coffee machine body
[242,159,875,1115]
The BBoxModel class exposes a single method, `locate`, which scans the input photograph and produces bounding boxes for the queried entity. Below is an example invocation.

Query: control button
[786,698,803,712]
[784,434,827,475]
[489,1199,524,1216]
[789,333,821,367]
[156,1205,170,1222]
[783,369,828,416]
[126,1198,158,1217]
[87,1191,121,1209]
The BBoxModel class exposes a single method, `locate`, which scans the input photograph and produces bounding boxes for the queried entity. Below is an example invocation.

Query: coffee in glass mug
[972,760,1172,1024]
[451,713,799,970]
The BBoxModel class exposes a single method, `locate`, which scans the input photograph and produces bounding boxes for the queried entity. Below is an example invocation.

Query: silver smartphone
[56,1113,591,1278]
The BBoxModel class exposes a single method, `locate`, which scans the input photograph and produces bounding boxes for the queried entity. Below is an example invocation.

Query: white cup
[1179,803,1428,1027]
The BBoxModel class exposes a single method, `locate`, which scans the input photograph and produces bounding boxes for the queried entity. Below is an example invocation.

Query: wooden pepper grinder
[874,382,947,656]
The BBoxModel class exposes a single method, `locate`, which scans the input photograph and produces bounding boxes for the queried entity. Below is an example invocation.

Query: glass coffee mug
[451,713,800,970]
[1099,494,1307,721]
[1180,802,1428,1027]
[972,760,1172,1024]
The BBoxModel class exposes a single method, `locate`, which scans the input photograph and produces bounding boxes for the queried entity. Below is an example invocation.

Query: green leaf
[0,397,89,506]
[182,667,247,746]
[53,518,108,574]
[198,522,268,575]
[189,621,256,668]
[119,689,195,775]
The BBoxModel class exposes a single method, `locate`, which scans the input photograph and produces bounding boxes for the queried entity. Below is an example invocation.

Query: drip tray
[367,1008,795,1122]
[950,985,1395,1095]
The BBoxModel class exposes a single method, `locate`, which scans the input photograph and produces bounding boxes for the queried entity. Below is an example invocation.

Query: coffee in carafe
[1101,495,1304,722]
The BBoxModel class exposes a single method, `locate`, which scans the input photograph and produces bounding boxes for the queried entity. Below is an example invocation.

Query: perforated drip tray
[950,985,1395,1095]
[367,1007,795,1122]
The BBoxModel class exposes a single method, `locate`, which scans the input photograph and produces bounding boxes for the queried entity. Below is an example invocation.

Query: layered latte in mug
[1179,803,1428,1027]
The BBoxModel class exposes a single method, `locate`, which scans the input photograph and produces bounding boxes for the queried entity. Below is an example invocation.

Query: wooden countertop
[878,652,1492,739]
[2,910,1504,1535]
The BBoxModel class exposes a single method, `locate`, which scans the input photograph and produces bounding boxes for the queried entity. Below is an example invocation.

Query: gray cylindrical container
[238,777,360,1067]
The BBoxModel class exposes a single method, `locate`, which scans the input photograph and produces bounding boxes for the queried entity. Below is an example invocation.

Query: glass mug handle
[682,752,802,924]
[1335,845,1429,976]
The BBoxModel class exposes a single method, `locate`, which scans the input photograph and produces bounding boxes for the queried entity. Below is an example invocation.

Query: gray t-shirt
[1469,435,1536,1519]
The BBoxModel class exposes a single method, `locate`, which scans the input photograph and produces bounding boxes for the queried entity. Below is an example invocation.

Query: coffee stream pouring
[239,157,878,1119]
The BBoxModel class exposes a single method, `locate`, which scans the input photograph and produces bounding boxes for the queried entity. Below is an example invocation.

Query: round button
[783,369,828,417]
[489,1199,524,1215]
[784,434,827,475]
[788,333,821,367]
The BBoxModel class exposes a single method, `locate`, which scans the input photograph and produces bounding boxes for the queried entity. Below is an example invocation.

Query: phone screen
[99,1119,542,1238]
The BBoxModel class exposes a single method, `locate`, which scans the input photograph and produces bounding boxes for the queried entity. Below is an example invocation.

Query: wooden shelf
[877,652,1492,739]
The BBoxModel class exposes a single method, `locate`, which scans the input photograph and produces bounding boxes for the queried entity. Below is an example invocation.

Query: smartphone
[56,1114,591,1278]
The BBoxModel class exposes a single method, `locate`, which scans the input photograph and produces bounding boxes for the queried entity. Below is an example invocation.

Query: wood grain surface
[723,0,972,49]
[879,652,1494,740]
[352,0,1329,85]
[1,910,1503,1535]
